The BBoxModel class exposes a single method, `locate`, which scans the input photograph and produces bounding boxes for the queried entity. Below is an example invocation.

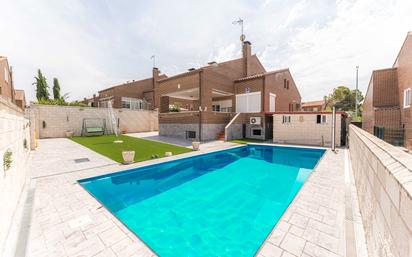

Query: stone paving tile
[256,149,352,257]
[14,139,368,257]
[279,233,306,256]
[258,242,283,257]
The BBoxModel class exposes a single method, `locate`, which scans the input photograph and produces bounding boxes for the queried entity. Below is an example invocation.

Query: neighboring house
[301,100,325,112]
[157,41,302,141]
[0,56,26,110]
[85,68,167,109]
[0,56,15,102]
[363,31,412,148]
[14,89,26,110]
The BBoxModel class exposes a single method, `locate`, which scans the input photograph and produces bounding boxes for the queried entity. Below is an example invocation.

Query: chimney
[242,41,252,76]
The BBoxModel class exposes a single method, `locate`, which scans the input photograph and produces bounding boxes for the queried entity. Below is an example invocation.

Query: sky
[0,0,411,102]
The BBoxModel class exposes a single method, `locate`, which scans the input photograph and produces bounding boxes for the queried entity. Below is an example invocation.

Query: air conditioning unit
[250,117,261,125]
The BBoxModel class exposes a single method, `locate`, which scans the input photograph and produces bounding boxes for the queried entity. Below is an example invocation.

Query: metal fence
[373,126,404,146]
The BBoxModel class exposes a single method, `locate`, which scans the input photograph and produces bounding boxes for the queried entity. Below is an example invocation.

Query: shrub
[3,149,12,171]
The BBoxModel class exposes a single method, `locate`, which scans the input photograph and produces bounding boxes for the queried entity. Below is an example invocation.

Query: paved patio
[6,136,368,257]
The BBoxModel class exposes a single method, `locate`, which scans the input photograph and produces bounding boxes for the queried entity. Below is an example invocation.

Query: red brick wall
[264,70,301,112]
[0,58,13,101]
[362,77,375,133]
[394,32,412,148]
[372,68,399,107]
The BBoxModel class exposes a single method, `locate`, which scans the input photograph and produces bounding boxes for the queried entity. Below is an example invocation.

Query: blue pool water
[79,145,324,257]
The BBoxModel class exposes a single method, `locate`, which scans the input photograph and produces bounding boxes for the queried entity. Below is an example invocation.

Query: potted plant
[65,130,74,138]
[122,150,135,164]
[192,141,200,151]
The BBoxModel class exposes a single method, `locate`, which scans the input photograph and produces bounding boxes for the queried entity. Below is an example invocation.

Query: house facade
[84,68,167,110]
[0,57,15,102]
[157,41,302,141]
[0,56,26,110]
[301,100,326,112]
[363,32,412,148]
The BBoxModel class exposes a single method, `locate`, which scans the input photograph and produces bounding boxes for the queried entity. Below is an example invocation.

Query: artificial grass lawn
[71,135,192,163]
[229,138,266,144]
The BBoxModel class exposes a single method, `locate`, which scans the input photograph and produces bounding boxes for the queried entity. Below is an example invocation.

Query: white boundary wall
[349,125,412,257]
[29,104,158,139]
[273,113,343,147]
[0,97,30,255]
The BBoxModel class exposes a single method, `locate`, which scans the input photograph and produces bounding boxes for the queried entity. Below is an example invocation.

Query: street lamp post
[355,66,359,121]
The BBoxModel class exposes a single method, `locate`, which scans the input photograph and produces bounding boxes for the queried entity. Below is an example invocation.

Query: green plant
[169,103,181,112]
[33,69,50,100]
[53,77,61,100]
[3,149,12,171]
[36,98,87,107]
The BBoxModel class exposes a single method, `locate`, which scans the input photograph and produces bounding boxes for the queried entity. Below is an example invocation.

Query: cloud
[0,0,411,102]
[260,0,412,100]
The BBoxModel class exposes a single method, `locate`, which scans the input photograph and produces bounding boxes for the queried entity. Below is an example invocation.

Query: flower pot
[122,150,135,164]
[192,141,200,151]
[65,130,74,138]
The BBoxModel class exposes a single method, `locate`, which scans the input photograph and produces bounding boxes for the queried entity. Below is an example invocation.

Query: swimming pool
[79,145,325,257]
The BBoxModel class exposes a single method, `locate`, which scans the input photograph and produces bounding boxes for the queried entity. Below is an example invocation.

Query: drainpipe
[199,70,203,142]
[332,106,336,151]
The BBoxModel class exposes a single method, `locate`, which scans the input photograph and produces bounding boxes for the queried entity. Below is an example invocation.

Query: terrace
[3,131,371,257]
[2,91,412,257]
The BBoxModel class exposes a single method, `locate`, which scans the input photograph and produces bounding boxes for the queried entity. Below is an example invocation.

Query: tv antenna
[151,55,156,68]
[232,18,245,42]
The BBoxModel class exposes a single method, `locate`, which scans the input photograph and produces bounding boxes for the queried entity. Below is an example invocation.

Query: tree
[52,78,61,100]
[324,86,364,118]
[33,69,49,100]
[325,86,364,111]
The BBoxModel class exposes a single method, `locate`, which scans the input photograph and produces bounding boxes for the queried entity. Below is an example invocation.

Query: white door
[269,93,276,112]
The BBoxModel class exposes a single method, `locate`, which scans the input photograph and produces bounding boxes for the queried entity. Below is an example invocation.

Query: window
[221,107,232,112]
[283,79,289,89]
[235,92,261,113]
[282,116,291,124]
[212,104,220,112]
[404,88,411,108]
[121,97,145,110]
[252,128,262,136]
[316,115,327,124]
[186,131,196,139]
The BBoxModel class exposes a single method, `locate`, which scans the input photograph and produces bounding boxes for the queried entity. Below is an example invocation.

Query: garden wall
[0,96,30,255]
[273,112,343,146]
[349,125,412,257]
[29,104,158,139]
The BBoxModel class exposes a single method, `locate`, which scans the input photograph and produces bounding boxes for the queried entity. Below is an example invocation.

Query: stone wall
[159,123,199,140]
[29,104,158,138]
[349,125,412,257]
[159,123,224,141]
[273,113,342,146]
[0,96,30,255]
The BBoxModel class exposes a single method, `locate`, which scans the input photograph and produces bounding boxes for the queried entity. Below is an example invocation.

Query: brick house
[157,41,302,141]
[84,68,167,109]
[0,56,26,110]
[14,89,26,109]
[301,100,326,112]
[363,32,412,148]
